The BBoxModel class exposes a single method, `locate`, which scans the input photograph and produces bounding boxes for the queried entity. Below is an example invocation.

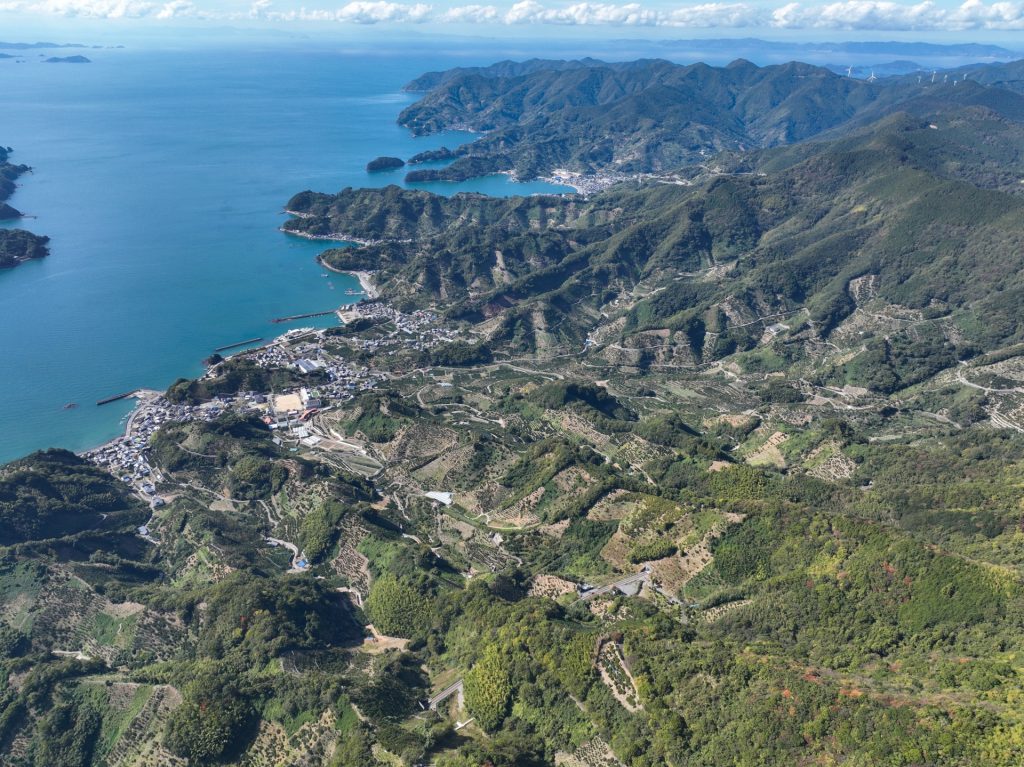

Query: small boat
[63,402,78,410]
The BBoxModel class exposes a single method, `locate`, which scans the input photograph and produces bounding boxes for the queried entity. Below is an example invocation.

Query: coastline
[317,255,380,299]
[282,211,410,247]
[77,388,161,457]
[67,265,374,466]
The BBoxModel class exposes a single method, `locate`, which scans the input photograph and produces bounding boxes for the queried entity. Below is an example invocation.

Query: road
[577,568,650,602]
[428,679,464,711]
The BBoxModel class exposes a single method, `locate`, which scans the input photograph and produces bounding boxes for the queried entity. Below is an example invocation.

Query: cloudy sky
[2,0,1023,40]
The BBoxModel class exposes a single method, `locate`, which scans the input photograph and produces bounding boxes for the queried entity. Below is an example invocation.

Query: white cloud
[242,0,431,21]
[503,0,757,24]
[2,0,1022,29]
[771,0,1024,28]
[771,0,942,29]
[155,0,195,16]
[248,0,272,16]
[334,0,431,21]
[503,1,659,24]
[0,0,205,16]
[947,0,1024,28]
[0,0,153,17]
[439,2,498,20]
[663,2,759,25]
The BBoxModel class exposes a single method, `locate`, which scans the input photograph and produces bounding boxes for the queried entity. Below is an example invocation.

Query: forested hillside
[394,57,1024,181]
[296,108,1024,381]
[5,57,1024,766]
[0,144,28,220]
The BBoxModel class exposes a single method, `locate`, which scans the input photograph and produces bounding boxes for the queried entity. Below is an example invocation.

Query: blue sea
[0,45,571,464]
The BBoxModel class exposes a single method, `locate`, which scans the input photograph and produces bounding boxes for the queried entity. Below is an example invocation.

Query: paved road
[577,568,650,602]
[428,679,464,711]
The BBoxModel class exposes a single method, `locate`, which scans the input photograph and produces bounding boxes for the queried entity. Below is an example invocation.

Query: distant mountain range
[0,41,90,49]
[645,38,1020,59]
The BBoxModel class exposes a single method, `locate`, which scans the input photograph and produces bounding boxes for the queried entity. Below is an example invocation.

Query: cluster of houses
[84,301,466,508]
[84,395,225,505]
[344,304,459,354]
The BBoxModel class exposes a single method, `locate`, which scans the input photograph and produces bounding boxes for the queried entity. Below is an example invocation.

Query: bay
[0,45,571,463]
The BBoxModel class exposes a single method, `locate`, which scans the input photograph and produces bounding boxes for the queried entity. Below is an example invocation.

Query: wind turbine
[846,65,853,77]
[931,70,937,83]
[867,70,877,83]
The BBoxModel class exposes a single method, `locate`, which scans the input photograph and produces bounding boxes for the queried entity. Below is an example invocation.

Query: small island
[0,229,49,268]
[366,155,405,172]
[44,55,91,63]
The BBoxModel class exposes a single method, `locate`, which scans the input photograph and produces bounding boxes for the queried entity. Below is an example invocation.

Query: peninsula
[0,229,50,267]
[0,144,28,209]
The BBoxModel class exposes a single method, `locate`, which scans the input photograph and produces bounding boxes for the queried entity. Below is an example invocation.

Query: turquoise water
[0,47,571,463]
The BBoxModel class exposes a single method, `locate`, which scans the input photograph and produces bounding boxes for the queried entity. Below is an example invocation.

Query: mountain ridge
[396,57,1024,182]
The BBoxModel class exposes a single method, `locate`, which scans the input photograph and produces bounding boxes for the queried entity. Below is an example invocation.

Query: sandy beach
[316,255,380,299]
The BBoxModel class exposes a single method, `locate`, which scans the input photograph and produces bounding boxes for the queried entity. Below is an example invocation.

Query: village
[83,295,462,503]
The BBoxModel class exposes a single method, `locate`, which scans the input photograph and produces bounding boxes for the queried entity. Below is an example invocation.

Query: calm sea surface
[0,46,570,463]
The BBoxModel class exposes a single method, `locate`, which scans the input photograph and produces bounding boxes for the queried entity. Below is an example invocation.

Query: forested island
[366,155,405,172]
[5,56,1024,766]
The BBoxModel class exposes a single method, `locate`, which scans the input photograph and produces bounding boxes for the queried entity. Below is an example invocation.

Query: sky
[1,0,1023,46]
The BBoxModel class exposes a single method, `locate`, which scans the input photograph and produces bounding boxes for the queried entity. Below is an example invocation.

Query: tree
[464,645,512,732]
[165,669,256,764]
